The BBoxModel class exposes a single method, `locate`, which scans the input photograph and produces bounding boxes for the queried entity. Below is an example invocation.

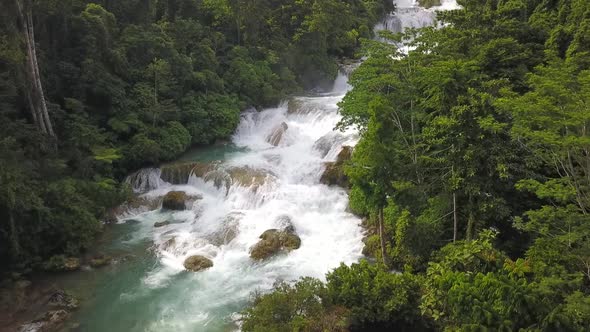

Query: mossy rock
[89,254,112,268]
[320,162,348,187]
[250,235,283,260]
[162,191,188,210]
[320,146,352,188]
[183,255,213,272]
[336,146,353,163]
[48,290,79,310]
[43,256,80,272]
[250,228,301,260]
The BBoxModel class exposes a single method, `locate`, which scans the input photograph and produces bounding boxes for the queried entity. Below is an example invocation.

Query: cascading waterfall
[62,2,459,331]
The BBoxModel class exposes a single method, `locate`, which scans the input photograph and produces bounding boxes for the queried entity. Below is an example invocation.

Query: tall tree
[13,0,55,137]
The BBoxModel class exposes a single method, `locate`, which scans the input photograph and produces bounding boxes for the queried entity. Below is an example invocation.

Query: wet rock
[161,191,201,210]
[125,168,162,193]
[106,195,163,222]
[190,161,221,178]
[287,99,303,114]
[154,220,171,228]
[266,122,288,146]
[183,255,213,272]
[89,254,112,268]
[160,237,176,251]
[43,256,80,272]
[20,310,70,332]
[275,215,295,233]
[48,290,78,310]
[227,167,276,191]
[209,213,242,246]
[203,169,232,192]
[250,227,301,261]
[320,146,353,188]
[160,162,198,184]
[313,133,347,158]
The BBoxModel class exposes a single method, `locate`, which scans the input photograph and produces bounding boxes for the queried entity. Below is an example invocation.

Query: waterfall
[76,2,460,331]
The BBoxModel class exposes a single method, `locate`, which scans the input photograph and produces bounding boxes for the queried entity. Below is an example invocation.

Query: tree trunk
[453,192,458,242]
[9,210,21,259]
[15,0,55,137]
[466,210,475,241]
[378,207,389,268]
[26,8,55,137]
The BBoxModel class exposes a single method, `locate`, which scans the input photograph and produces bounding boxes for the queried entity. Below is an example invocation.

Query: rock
[275,215,295,233]
[250,227,301,261]
[160,237,176,251]
[336,146,353,162]
[154,220,171,228]
[162,191,191,210]
[313,133,347,158]
[287,99,303,114]
[20,310,69,332]
[209,213,242,246]
[160,162,199,184]
[48,290,78,310]
[183,255,213,272]
[43,256,81,272]
[107,195,163,222]
[266,122,288,146]
[125,168,163,193]
[63,258,80,272]
[190,161,221,178]
[89,254,111,268]
[319,146,353,188]
[227,167,276,191]
[203,169,233,192]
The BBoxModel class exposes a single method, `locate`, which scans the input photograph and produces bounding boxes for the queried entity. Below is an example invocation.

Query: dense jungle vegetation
[0,0,393,271]
[241,0,590,331]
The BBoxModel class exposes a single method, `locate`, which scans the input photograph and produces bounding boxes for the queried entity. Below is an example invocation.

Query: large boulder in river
[162,191,188,210]
[266,122,288,146]
[161,191,201,210]
[320,146,353,188]
[250,224,301,261]
[183,255,213,272]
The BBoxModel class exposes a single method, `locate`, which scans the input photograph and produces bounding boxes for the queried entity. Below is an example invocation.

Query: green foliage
[0,0,390,270]
[241,277,348,332]
[327,260,426,329]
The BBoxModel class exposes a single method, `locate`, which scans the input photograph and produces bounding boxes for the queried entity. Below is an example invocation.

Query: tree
[12,0,55,137]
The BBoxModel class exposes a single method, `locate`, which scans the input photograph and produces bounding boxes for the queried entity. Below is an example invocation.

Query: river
[50,1,459,331]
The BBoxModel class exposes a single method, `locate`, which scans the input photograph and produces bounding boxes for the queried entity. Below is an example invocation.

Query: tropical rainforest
[0,0,392,270]
[1,0,590,331]
[241,0,590,331]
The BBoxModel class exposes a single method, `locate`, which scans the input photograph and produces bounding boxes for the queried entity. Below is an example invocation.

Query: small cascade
[125,168,163,193]
[160,162,201,185]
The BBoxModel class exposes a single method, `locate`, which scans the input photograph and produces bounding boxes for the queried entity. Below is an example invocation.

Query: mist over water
[60,2,459,331]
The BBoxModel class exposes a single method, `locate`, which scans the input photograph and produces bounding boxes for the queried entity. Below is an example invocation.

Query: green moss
[162,191,188,210]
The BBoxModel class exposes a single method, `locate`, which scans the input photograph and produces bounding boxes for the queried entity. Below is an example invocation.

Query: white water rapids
[56,1,459,332]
